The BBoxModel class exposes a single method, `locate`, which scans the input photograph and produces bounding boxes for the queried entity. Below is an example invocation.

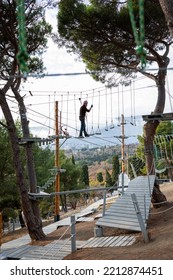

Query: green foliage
[58,152,83,211]
[0,0,52,78]
[71,153,75,165]
[80,164,89,186]
[34,145,54,187]
[155,121,173,177]
[97,172,103,183]
[112,155,119,184]
[156,121,173,135]
[57,0,170,82]
[39,199,54,219]
[2,208,18,222]
[0,121,21,213]
[105,169,112,188]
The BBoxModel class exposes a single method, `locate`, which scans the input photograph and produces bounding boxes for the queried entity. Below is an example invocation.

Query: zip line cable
[19,75,149,96]
[7,66,173,80]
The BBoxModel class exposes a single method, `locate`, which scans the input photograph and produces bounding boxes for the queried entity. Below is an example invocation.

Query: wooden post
[71,215,76,252]
[54,101,60,221]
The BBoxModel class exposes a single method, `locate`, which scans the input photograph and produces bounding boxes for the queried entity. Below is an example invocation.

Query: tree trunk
[151,181,167,207]
[143,121,159,174]
[143,60,169,204]
[0,93,46,240]
[12,87,45,239]
[60,194,67,212]
[159,0,173,37]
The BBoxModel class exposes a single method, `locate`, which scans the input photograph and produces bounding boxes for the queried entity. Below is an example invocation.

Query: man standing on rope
[79,100,93,137]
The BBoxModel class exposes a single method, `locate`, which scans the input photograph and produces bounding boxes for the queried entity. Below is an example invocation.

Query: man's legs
[79,119,85,137]
[79,119,89,137]
[84,123,89,137]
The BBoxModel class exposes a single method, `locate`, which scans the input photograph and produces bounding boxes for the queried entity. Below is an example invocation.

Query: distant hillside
[88,161,112,186]
[65,143,138,165]
[64,144,138,187]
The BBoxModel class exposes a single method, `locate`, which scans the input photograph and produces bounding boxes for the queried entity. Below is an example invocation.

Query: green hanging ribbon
[128,0,146,70]
[16,0,29,74]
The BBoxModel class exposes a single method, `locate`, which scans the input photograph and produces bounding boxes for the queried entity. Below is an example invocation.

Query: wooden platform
[2,235,136,260]
[96,175,155,232]
[81,235,136,248]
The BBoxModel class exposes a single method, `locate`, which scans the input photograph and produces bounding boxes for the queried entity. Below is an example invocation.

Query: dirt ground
[2,182,173,260]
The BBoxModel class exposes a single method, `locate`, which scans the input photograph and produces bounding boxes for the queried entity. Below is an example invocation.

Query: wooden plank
[95,236,115,247]
[103,208,148,218]
[114,236,129,246]
[76,217,94,222]
[85,237,104,247]
[82,235,136,248]
[102,214,139,223]
[126,236,136,246]
[97,217,141,227]
[109,236,130,247]
[97,220,141,231]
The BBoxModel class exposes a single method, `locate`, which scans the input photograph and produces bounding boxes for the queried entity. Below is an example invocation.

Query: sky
[1,5,173,149]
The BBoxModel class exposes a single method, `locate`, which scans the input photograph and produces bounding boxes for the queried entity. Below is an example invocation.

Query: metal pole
[147,174,151,196]
[131,193,149,243]
[54,101,60,221]
[71,215,76,253]
[102,190,107,216]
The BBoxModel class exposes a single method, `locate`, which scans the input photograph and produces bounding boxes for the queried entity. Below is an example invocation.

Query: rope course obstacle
[153,134,173,174]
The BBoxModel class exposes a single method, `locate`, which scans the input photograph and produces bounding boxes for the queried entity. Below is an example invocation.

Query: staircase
[96,175,155,233]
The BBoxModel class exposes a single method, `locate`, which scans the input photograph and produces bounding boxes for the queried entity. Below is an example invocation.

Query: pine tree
[105,169,112,188]
[112,155,120,185]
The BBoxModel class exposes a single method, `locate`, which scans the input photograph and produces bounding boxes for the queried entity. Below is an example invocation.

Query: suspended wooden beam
[18,137,41,144]
[142,112,173,121]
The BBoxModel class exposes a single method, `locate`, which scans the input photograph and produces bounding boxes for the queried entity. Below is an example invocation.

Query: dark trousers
[79,117,87,136]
